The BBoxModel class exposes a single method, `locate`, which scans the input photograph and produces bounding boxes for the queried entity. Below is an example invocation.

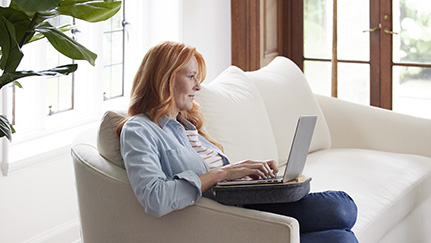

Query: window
[46,16,75,115]
[103,5,126,101]
[302,0,431,119]
[3,1,131,162]
[1,0,184,169]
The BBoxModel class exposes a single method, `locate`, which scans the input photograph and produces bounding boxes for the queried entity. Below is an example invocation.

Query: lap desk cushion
[213,176,312,205]
[303,149,431,242]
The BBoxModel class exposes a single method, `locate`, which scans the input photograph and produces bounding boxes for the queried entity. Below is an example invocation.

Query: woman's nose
[194,79,201,91]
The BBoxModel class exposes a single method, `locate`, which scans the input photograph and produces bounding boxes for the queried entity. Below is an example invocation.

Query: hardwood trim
[288,0,304,70]
[231,0,304,71]
[231,0,260,71]
[260,0,281,67]
[393,62,431,68]
[331,0,338,98]
[380,0,393,109]
[304,57,369,64]
[370,0,381,107]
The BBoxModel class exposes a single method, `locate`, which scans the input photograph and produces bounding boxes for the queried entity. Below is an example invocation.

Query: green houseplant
[0,0,121,141]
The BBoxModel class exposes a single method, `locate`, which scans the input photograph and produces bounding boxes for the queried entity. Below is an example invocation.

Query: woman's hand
[222,160,278,181]
[199,160,278,192]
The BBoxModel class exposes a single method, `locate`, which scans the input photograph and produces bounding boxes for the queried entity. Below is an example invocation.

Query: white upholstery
[72,56,431,243]
[315,94,431,158]
[97,110,127,168]
[305,149,431,242]
[195,66,278,163]
[245,57,331,165]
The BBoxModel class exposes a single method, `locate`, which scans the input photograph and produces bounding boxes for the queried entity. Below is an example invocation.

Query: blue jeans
[244,191,358,243]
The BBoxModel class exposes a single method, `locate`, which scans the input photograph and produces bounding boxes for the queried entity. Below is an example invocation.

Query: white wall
[0,150,80,243]
[181,0,231,82]
[0,1,231,242]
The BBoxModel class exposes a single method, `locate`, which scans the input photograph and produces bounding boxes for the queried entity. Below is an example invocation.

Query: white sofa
[71,57,431,243]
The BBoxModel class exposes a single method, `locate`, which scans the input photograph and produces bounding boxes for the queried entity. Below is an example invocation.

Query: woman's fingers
[227,160,278,180]
[265,160,278,176]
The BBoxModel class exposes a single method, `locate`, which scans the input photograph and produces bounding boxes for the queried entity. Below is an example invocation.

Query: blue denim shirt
[120,114,229,217]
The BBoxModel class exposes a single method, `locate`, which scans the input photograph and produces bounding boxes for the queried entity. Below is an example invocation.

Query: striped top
[185,129,224,169]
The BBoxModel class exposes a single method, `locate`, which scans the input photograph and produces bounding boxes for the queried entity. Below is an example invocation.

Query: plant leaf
[55,1,121,23]
[12,0,61,13]
[13,80,23,88]
[0,7,31,44]
[0,64,77,88]
[36,23,97,65]
[60,0,94,5]
[0,115,14,141]
[0,16,23,73]
[28,23,72,43]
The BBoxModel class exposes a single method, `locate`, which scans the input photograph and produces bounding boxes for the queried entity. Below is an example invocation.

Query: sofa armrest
[72,143,300,243]
[315,95,431,158]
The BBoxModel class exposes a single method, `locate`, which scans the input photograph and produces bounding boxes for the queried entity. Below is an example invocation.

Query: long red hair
[117,41,222,150]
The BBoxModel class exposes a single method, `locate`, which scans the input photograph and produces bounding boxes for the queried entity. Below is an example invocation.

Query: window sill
[2,120,99,176]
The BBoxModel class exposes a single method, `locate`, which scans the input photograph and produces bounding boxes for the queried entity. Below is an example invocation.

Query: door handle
[362,26,380,33]
[384,28,399,35]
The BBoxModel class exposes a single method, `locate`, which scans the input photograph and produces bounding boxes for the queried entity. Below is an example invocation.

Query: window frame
[1,0,183,175]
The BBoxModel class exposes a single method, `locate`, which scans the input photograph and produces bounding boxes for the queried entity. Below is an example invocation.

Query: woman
[118,41,358,243]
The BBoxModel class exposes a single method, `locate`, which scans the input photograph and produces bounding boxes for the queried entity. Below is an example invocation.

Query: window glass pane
[103,64,123,100]
[304,60,331,96]
[393,0,431,64]
[337,0,369,61]
[103,7,124,100]
[46,78,59,115]
[111,64,123,96]
[104,8,123,32]
[44,15,74,115]
[46,75,73,115]
[304,0,332,59]
[338,63,370,105]
[103,33,113,64]
[7,85,15,125]
[111,32,123,64]
[393,66,431,119]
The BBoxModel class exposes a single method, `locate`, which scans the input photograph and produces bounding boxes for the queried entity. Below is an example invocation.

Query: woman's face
[171,56,200,118]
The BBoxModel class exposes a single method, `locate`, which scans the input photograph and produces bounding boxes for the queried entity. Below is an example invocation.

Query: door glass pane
[337,0,369,61]
[304,0,332,59]
[304,60,331,96]
[338,63,370,105]
[304,0,370,61]
[393,66,431,119]
[393,0,431,64]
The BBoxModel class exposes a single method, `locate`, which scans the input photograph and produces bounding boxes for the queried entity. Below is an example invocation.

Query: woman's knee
[301,229,358,243]
[309,191,358,229]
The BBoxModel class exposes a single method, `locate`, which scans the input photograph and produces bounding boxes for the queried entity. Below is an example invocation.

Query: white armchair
[71,139,299,243]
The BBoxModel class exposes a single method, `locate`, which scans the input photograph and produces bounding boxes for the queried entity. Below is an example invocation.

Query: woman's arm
[199,160,278,192]
[121,119,203,217]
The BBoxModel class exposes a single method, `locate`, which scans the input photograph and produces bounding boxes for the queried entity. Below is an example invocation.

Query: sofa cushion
[97,110,127,168]
[245,57,331,166]
[304,149,431,242]
[195,66,278,164]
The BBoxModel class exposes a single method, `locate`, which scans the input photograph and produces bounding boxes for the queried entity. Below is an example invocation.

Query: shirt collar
[157,114,197,130]
[157,115,171,129]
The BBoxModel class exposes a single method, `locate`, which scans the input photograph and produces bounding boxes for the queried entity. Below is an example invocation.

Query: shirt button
[191,200,195,204]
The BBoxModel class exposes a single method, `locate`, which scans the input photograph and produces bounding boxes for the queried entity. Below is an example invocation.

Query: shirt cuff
[172,170,202,208]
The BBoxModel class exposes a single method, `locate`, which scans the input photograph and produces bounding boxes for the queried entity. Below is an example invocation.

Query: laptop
[216,115,317,186]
